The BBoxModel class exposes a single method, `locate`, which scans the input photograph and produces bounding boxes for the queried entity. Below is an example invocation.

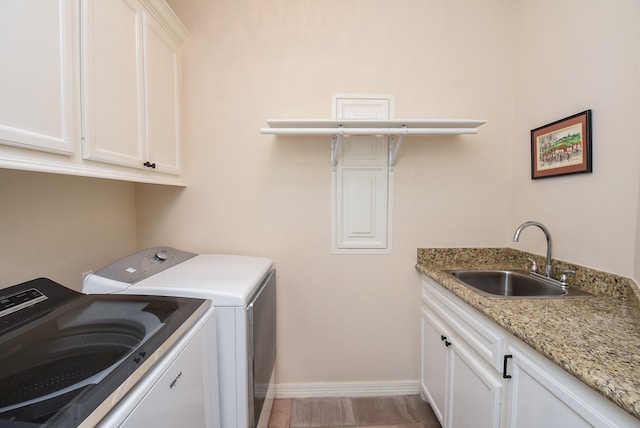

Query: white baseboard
[274,380,420,399]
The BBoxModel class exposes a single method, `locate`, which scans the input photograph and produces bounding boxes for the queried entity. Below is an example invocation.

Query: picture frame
[530,110,592,179]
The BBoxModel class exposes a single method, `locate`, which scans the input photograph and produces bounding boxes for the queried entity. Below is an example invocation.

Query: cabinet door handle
[503,354,513,379]
[445,340,451,347]
[143,161,156,169]
[441,335,447,341]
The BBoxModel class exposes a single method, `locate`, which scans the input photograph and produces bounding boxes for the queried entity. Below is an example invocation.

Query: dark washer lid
[0,278,207,427]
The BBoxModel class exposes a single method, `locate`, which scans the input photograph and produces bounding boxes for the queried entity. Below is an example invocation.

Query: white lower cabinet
[449,342,503,428]
[420,276,640,428]
[420,307,448,424]
[420,305,503,428]
[504,345,640,428]
[505,346,595,427]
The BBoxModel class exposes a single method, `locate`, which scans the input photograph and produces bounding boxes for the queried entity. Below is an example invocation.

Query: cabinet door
[448,343,503,428]
[0,0,76,154]
[505,347,619,428]
[81,0,146,168]
[420,307,448,426]
[143,12,181,175]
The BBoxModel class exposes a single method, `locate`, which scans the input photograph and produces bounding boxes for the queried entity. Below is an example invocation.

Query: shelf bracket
[389,126,408,171]
[331,127,344,171]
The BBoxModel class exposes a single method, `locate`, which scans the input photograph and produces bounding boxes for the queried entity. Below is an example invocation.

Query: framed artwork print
[530,110,592,179]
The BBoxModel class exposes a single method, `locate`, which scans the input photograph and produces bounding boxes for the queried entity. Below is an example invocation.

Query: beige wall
[146,0,515,385]
[511,0,640,277]
[0,169,138,291]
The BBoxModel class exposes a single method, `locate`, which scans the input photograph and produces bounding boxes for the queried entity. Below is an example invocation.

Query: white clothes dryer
[83,247,276,428]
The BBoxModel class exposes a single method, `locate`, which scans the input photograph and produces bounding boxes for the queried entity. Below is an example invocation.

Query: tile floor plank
[353,396,428,425]
[357,424,425,428]
[351,396,414,425]
[290,397,356,427]
[268,399,292,428]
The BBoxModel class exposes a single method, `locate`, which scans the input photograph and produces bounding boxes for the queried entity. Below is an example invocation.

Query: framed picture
[530,110,592,179]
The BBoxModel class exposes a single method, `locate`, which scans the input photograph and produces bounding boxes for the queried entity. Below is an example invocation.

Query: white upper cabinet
[0,0,77,155]
[143,11,182,174]
[81,0,184,175]
[81,0,145,168]
[0,0,187,185]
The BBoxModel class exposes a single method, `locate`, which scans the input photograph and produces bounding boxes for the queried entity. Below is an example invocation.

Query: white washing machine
[83,247,276,428]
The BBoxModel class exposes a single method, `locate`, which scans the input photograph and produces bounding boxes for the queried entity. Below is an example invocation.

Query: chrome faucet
[513,221,553,277]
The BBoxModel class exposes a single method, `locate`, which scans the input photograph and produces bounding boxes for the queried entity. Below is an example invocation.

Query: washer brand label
[169,370,183,389]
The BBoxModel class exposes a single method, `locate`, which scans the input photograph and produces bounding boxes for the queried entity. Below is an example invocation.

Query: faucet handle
[526,258,538,273]
[559,270,575,286]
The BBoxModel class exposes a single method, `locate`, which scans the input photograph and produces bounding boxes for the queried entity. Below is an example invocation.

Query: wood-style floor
[267,395,441,428]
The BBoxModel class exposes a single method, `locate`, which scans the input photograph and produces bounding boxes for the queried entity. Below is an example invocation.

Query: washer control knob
[155,251,169,261]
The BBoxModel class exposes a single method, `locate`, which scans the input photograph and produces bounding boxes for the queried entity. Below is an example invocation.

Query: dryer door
[247,269,276,428]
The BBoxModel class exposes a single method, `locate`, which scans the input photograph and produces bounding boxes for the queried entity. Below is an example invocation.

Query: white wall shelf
[260,119,487,169]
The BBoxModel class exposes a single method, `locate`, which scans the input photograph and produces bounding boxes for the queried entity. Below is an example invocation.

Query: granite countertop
[416,247,640,420]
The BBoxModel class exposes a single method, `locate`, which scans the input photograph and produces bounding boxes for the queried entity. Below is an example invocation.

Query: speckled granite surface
[416,247,640,420]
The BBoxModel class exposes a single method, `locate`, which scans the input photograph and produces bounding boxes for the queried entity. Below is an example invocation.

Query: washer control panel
[92,247,197,285]
[0,288,47,318]
[0,278,80,335]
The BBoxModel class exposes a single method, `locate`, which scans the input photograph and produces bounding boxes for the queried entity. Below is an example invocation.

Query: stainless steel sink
[445,269,592,299]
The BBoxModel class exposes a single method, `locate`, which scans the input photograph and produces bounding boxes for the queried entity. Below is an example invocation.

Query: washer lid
[0,278,209,427]
[87,254,274,306]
